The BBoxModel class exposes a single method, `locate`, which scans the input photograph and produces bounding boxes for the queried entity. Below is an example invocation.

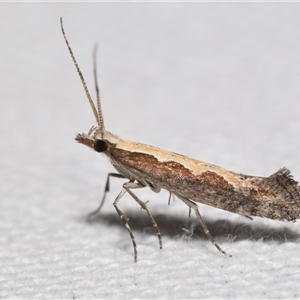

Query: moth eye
[94,140,108,152]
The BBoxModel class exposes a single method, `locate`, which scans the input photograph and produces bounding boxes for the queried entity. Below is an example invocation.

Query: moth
[61,18,300,262]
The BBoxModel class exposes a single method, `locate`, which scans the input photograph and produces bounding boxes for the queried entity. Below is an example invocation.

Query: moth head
[75,126,109,153]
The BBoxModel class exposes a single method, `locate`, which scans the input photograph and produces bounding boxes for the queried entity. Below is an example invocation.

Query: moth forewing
[61,18,300,262]
[108,141,300,221]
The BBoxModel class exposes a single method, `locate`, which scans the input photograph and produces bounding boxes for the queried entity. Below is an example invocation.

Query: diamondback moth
[61,18,300,262]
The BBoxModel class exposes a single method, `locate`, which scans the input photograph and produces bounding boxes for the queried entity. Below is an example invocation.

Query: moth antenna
[93,44,105,138]
[60,17,102,129]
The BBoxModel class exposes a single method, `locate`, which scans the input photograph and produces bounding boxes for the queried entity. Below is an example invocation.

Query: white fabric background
[1,2,300,299]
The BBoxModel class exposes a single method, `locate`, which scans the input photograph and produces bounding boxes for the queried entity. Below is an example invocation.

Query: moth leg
[114,180,163,262]
[113,180,138,262]
[177,195,230,257]
[88,173,125,217]
[124,181,163,251]
[168,192,175,205]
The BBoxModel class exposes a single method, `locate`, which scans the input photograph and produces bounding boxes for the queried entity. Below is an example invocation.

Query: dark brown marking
[109,148,234,194]
[197,171,234,192]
